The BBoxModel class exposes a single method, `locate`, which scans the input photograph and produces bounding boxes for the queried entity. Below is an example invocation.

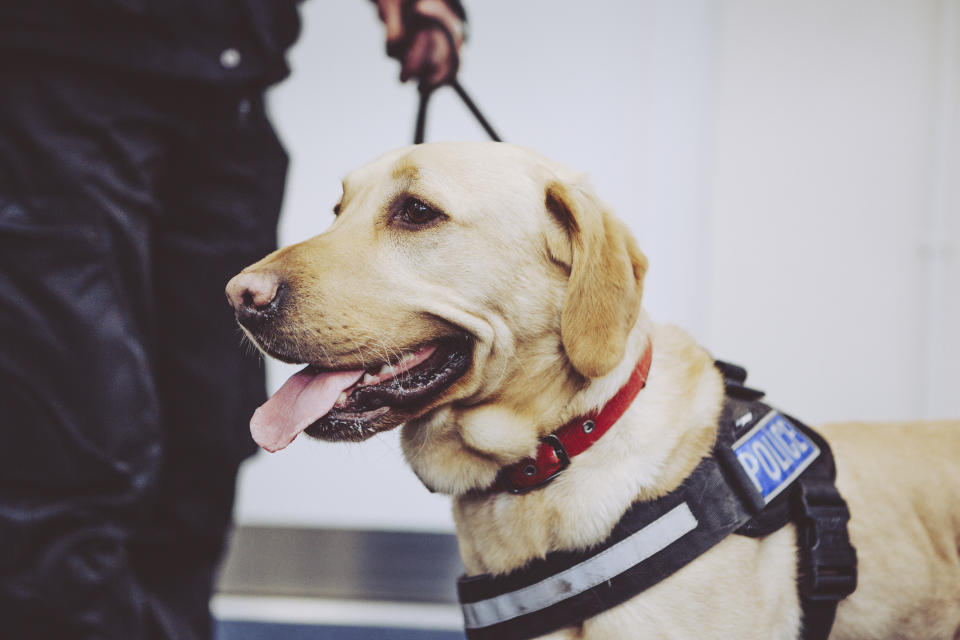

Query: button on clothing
[220,48,243,69]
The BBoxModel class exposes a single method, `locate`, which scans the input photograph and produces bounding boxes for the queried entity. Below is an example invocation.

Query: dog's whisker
[347,337,369,371]
[316,342,332,367]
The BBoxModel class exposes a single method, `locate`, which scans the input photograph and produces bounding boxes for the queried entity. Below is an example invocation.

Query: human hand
[375,0,465,89]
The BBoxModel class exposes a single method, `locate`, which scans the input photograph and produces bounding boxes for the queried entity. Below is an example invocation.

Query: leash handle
[403,9,501,144]
[414,81,502,144]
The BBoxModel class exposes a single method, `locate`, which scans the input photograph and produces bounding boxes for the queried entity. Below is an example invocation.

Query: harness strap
[457,371,857,640]
[459,455,756,640]
[720,375,858,640]
[793,459,857,639]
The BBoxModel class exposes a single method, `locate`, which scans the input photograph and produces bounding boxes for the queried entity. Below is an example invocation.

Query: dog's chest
[457,519,803,640]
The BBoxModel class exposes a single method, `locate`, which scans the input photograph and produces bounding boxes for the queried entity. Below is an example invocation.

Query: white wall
[234,0,960,532]
[704,0,960,423]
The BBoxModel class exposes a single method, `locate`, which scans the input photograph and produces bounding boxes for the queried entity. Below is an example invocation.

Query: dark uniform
[0,2,301,638]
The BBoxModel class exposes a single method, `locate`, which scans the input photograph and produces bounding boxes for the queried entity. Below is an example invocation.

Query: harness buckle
[793,478,858,602]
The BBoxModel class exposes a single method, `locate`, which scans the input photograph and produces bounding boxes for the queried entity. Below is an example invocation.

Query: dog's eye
[397,197,444,227]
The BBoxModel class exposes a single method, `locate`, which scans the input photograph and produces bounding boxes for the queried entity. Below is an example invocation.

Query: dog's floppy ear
[545,180,648,378]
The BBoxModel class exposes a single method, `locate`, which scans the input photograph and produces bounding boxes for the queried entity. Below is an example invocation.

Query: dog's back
[823,421,960,639]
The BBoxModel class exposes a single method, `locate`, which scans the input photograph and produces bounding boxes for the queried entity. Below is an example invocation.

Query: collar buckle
[496,339,652,496]
[506,434,571,495]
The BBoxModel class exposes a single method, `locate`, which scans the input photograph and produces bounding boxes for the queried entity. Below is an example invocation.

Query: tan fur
[545,180,648,378]
[235,142,960,639]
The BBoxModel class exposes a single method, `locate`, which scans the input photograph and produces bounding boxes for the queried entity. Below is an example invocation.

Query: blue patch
[732,411,820,504]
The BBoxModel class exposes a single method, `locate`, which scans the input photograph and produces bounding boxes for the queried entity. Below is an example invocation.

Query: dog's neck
[495,342,653,494]
[405,315,725,575]
[401,313,653,495]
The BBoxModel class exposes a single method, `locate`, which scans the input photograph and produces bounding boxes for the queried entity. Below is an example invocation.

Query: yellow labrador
[226,142,960,639]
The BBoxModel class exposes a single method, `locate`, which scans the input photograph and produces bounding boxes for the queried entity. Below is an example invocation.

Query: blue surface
[215,620,466,640]
[733,411,819,503]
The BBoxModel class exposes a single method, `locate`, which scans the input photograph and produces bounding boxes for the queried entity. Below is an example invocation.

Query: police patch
[732,411,820,504]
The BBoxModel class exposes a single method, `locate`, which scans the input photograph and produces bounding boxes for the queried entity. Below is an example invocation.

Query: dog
[226,142,960,639]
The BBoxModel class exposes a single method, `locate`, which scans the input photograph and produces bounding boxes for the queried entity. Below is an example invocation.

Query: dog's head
[227,142,648,493]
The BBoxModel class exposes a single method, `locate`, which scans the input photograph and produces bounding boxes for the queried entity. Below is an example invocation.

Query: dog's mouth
[250,336,472,451]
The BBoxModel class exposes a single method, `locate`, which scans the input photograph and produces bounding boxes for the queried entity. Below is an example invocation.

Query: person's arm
[373,0,466,88]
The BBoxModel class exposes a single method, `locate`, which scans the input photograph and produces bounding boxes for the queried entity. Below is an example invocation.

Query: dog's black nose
[225,271,284,330]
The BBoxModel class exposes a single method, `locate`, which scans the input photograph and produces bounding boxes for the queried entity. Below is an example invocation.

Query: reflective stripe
[461,502,698,629]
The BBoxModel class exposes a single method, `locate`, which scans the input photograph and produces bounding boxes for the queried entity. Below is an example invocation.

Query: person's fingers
[414,0,465,49]
[423,30,452,87]
[400,31,431,83]
[381,0,462,86]
[401,29,453,87]
[376,0,406,55]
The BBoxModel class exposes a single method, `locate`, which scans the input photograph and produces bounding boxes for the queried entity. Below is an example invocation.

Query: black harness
[456,362,858,640]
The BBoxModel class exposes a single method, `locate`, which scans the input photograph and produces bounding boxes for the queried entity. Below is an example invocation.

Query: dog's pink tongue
[251,367,364,452]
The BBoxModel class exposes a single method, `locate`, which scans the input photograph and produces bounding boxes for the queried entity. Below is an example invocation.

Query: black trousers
[0,57,286,639]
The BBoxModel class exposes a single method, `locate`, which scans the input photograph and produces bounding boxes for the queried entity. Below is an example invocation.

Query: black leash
[401,5,501,144]
[414,80,502,144]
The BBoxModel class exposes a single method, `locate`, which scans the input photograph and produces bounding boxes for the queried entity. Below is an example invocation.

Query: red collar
[498,340,653,494]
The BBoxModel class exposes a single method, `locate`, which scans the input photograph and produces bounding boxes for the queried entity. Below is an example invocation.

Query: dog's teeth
[400,351,417,364]
[378,363,396,377]
[362,373,377,385]
[336,392,348,406]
